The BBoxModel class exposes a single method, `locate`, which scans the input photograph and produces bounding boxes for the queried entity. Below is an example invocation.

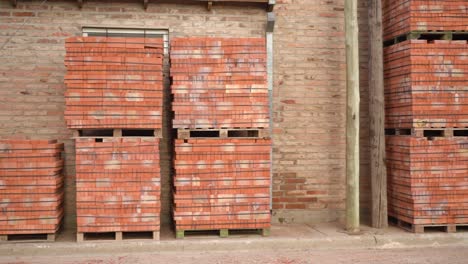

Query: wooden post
[368,0,388,228]
[345,0,360,233]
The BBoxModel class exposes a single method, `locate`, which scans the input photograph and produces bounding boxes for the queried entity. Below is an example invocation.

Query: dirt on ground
[2,246,468,264]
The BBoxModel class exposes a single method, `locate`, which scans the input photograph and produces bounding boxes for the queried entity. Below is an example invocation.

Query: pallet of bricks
[383,0,468,233]
[0,140,64,242]
[171,37,271,238]
[64,36,164,241]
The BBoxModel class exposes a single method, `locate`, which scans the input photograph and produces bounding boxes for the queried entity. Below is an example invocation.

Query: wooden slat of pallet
[387,128,468,138]
[0,233,56,242]
[389,216,468,234]
[73,128,163,138]
[175,228,270,239]
[76,231,160,242]
[177,128,270,139]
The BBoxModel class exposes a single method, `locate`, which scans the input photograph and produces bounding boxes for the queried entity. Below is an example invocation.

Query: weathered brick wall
[272,0,371,224]
[0,0,371,230]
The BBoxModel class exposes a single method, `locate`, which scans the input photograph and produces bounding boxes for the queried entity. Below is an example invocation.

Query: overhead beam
[143,0,149,10]
[10,0,17,7]
[207,1,213,11]
[77,0,83,9]
[368,0,388,229]
[345,0,360,234]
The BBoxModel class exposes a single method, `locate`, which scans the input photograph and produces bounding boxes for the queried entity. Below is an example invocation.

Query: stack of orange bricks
[75,138,161,234]
[64,37,164,129]
[0,140,64,238]
[384,39,468,128]
[173,139,271,231]
[386,136,468,225]
[383,1,468,229]
[383,0,468,40]
[171,38,271,235]
[171,37,269,129]
[64,36,164,239]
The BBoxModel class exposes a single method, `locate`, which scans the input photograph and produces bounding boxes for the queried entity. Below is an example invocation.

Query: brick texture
[64,37,164,129]
[173,139,271,230]
[272,0,372,224]
[171,37,269,129]
[75,137,160,233]
[384,39,468,129]
[0,140,64,235]
[386,135,468,225]
[0,0,372,229]
[383,0,468,41]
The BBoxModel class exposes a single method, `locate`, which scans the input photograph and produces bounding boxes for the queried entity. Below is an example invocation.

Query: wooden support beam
[207,1,213,11]
[10,0,17,7]
[368,0,388,229]
[345,0,360,234]
[77,0,83,9]
[143,0,149,10]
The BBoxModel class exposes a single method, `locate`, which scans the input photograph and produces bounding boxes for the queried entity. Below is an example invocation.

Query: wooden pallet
[73,128,163,138]
[175,228,270,239]
[389,216,468,233]
[177,128,270,139]
[0,233,57,242]
[384,30,468,46]
[77,230,160,242]
[386,128,468,138]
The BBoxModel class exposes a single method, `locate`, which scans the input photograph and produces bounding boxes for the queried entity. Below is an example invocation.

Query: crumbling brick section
[75,137,161,234]
[64,37,164,129]
[0,140,64,238]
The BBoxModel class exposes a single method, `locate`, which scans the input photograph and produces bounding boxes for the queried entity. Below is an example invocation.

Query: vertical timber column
[345,0,360,233]
[368,0,388,228]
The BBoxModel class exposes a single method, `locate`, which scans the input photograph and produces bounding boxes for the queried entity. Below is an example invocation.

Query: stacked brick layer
[64,37,164,129]
[384,40,468,129]
[386,136,468,225]
[75,138,161,233]
[171,37,268,129]
[383,0,468,41]
[0,140,64,235]
[173,139,271,230]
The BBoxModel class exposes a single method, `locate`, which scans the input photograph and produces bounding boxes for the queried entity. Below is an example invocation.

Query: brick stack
[75,138,160,235]
[171,38,271,236]
[383,2,468,230]
[65,36,164,240]
[384,40,468,129]
[171,37,268,129]
[173,139,271,232]
[0,140,64,238]
[383,0,468,40]
[64,37,164,129]
[386,136,468,225]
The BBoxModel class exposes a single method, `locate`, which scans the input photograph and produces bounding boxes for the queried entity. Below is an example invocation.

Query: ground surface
[2,246,468,264]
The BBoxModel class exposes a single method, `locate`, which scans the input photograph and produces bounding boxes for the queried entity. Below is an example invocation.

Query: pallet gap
[454,130,468,137]
[0,233,54,242]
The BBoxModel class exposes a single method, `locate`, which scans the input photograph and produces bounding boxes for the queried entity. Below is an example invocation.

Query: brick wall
[272,0,371,224]
[0,0,372,230]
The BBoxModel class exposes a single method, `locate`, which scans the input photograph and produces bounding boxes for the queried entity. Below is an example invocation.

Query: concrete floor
[1,223,468,263]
